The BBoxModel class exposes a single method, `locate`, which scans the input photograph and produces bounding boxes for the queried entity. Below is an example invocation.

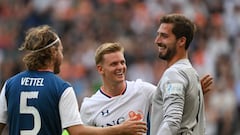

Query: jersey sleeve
[59,87,83,128]
[158,69,188,134]
[0,83,7,124]
[79,98,93,126]
[136,79,156,101]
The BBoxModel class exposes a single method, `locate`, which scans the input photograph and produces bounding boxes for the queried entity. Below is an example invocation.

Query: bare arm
[0,123,6,134]
[67,118,147,135]
[200,74,213,94]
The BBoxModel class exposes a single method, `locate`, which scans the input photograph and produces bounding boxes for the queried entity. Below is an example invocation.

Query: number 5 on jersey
[20,91,41,134]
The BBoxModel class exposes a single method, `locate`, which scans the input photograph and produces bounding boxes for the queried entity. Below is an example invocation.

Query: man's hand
[201,74,213,94]
[116,116,147,135]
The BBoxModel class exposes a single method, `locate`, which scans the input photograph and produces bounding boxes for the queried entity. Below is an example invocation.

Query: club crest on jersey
[128,110,143,121]
[166,83,183,95]
[101,109,110,116]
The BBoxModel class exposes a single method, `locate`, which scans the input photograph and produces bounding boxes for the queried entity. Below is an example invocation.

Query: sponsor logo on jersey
[101,109,110,116]
[100,117,125,127]
[99,110,143,127]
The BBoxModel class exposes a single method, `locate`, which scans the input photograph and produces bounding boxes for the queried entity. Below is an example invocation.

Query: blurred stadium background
[0,0,240,135]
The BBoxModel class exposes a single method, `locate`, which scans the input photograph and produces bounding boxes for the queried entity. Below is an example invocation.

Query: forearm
[160,96,184,134]
[158,122,179,135]
[67,125,124,135]
[85,125,124,135]
[67,120,147,135]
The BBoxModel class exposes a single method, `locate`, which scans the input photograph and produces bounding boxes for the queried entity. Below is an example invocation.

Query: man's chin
[159,53,170,60]
[116,78,125,82]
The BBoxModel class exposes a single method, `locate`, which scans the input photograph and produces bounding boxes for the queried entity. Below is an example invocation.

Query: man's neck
[37,68,53,72]
[167,52,187,67]
[101,81,126,97]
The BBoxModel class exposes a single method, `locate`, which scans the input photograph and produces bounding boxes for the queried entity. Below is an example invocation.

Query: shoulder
[165,59,193,78]
[80,91,103,117]
[126,79,156,94]
[161,61,194,89]
[126,79,156,88]
[7,71,26,81]
[81,90,103,106]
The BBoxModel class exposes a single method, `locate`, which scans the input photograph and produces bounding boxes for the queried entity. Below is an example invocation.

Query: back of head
[160,13,196,49]
[95,42,124,65]
[19,25,61,70]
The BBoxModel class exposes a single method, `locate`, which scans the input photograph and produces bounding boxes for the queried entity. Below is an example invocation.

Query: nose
[154,35,161,45]
[117,63,125,70]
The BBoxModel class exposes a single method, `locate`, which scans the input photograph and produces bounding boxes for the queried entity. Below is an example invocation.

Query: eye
[160,33,168,38]
[110,62,117,66]
[121,60,126,65]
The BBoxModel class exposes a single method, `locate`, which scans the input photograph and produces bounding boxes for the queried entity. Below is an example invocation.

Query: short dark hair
[160,14,196,49]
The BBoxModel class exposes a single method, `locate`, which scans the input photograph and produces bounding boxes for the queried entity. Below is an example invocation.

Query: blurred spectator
[208,54,236,135]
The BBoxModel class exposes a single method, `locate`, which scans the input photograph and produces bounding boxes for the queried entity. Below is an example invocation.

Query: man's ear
[177,37,186,48]
[96,64,103,74]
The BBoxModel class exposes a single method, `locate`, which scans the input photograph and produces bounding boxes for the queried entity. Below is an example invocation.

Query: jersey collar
[99,82,127,98]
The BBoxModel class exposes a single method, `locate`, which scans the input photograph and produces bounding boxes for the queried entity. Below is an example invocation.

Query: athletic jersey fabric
[0,70,82,135]
[150,59,206,135]
[80,79,156,129]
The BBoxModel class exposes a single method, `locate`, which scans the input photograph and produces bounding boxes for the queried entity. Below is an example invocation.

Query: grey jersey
[150,59,205,135]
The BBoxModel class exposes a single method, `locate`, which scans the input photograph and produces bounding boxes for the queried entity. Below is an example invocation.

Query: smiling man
[79,43,156,135]
[151,13,206,135]
[80,43,156,131]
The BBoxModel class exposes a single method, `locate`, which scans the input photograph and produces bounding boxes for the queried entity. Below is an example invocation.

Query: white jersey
[150,59,206,135]
[80,79,156,129]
